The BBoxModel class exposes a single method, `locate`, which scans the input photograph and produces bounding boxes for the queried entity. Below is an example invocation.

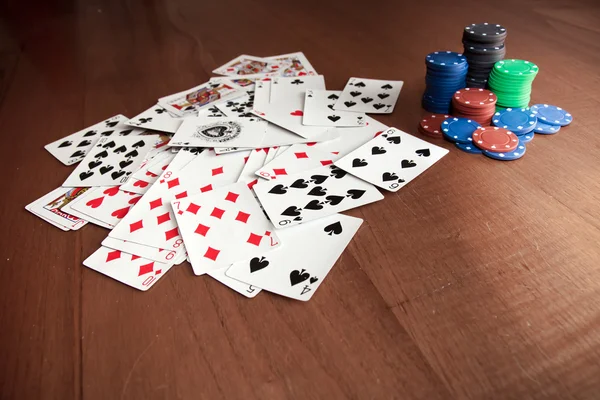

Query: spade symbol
[268,184,288,195]
[290,179,309,189]
[344,101,356,108]
[310,277,319,284]
[281,206,302,217]
[70,150,85,158]
[310,174,328,184]
[249,256,269,273]
[381,84,393,89]
[113,145,127,154]
[325,195,344,206]
[79,171,94,180]
[124,150,139,158]
[346,189,365,199]
[327,115,341,122]
[416,148,430,157]
[111,170,126,180]
[289,269,310,286]
[352,158,368,168]
[105,121,118,128]
[354,81,366,87]
[132,140,145,148]
[361,97,373,104]
[378,93,390,99]
[373,103,386,110]
[372,146,386,155]
[304,200,323,210]
[327,104,334,110]
[382,172,398,182]
[307,186,327,196]
[77,140,91,147]
[401,160,417,168]
[350,91,362,97]
[102,140,116,149]
[58,141,72,148]
[330,167,347,179]
[327,94,339,100]
[83,130,97,137]
[100,130,114,136]
[88,160,102,169]
[94,150,108,159]
[119,129,133,136]
[387,136,401,145]
[99,165,114,175]
[119,160,133,169]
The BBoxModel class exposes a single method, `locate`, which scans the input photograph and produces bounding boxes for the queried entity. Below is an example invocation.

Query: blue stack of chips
[422,51,468,114]
[491,108,537,138]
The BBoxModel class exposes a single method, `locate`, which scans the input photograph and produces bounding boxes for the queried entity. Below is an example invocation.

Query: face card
[206,266,261,298]
[266,52,317,77]
[303,90,366,127]
[173,182,281,275]
[83,246,174,291]
[158,78,245,117]
[253,165,383,229]
[108,149,249,251]
[45,115,145,166]
[212,55,289,76]
[62,136,158,187]
[333,77,403,114]
[169,117,268,148]
[334,127,449,192]
[26,187,90,230]
[255,143,336,180]
[226,214,362,301]
[70,186,143,227]
[101,236,185,264]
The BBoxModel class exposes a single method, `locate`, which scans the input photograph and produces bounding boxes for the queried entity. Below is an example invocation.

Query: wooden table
[1,0,599,399]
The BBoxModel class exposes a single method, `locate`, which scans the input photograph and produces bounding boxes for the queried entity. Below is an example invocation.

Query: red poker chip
[453,88,497,108]
[419,114,450,136]
[472,126,519,152]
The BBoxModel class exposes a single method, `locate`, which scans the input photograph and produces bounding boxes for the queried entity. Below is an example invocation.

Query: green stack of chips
[488,59,539,109]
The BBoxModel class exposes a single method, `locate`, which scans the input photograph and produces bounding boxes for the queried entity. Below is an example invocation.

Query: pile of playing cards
[29,52,448,301]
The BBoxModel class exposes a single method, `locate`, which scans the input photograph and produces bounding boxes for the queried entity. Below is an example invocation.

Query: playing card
[126,104,187,133]
[226,214,362,301]
[255,143,336,180]
[214,92,256,118]
[83,246,174,291]
[333,78,403,114]
[101,237,185,264]
[62,136,158,187]
[172,182,281,275]
[206,266,261,298]
[169,117,268,148]
[212,55,289,76]
[120,151,173,194]
[303,90,366,127]
[269,75,325,103]
[26,187,90,230]
[252,165,383,229]
[334,127,449,192]
[266,52,317,77]
[45,115,145,166]
[158,78,244,117]
[312,116,388,158]
[237,148,270,188]
[108,149,249,251]
[60,200,113,229]
[69,186,143,227]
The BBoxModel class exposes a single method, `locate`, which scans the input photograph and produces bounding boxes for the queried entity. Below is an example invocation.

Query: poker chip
[488,59,539,108]
[520,131,535,143]
[455,142,483,154]
[530,104,573,126]
[422,51,468,114]
[441,117,481,143]
[483,138,527,161]
[462,23,507,88]
[451,88,497,126]
[533,120,561,135]
[419,114,450,138]
[491,108,537,134]
[472,126,519,152]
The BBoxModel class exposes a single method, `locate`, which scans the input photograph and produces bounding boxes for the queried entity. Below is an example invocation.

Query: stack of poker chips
[451,88,497,126]
[422,51,468,114]
[418,113,449,139]
[462,23,507,88]
[492,108,537,137]
[488,59,538,108]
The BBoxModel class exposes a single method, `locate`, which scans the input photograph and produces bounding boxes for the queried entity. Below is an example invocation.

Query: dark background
[1,0,599,399]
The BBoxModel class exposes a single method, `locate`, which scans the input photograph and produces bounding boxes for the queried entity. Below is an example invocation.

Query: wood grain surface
[1,0,599,399]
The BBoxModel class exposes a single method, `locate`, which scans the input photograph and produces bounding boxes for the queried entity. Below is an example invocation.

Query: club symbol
[291,79,304,85]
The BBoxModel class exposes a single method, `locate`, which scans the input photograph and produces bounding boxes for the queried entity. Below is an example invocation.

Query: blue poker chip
[533,121,561,135]
[492,108,537,134]
[530,104,572,126]
[520,131,535,143]
[455,142,482,154]
[441,117,481,144]
[483,139,527,161]
[426,51,468,68]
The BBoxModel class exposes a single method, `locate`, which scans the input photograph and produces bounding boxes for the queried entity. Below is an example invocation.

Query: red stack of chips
[418,113,449,139]
[451,88,497,126]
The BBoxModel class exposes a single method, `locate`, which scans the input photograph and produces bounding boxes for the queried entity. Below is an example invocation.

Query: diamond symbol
[320,160,333,166]
[131,255,141,261]
[186,203,201,214]
[105,250,121,262]
[138,262,154,276]
[175,191,188,199]
[247,233,263,246]
[273,168,287,176]
[167,178,180,189]
[203,247,220,261]
[247,179,258,189]
[129,220,144,232]
[200,184,213,193]
[164,227,179,241]
[156,212,171,225]
[212,166,223,176]
[149,198,163,210]
[295,152,308,159]
[210,207,225,219]
[194,223,210,236]
[235,211,250,223]
[225,191,239,203]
